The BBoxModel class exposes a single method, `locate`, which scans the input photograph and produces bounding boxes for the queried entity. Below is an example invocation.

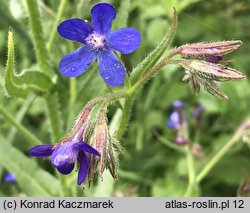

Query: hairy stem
[45,93,63,142]
[184,145,196,197]
[26,0,51,76]
[116,96,133,140]
[27,0,63,143]
[47,0,67,51]
[196,133,240,183]
[130,50,177,94]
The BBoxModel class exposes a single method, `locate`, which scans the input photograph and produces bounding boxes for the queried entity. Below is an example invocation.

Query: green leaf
[5,28,29,98]
[4,29,54,98]
[0,134,61,196]
[18,71,54,96]
[130,8,177,84]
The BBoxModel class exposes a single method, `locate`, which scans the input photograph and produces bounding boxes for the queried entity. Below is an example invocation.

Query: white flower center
[85,32,106,50]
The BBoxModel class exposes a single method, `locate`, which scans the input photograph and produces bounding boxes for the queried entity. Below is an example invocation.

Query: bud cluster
[174,40,246,99]
[88,106,123,184]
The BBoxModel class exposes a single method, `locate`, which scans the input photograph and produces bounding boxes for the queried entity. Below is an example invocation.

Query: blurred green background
[0,0,250,197]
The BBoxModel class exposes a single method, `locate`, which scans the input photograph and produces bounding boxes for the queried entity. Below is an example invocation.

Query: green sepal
[196,75,228,100]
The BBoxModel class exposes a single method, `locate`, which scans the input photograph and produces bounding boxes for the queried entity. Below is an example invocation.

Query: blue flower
[28,141,100,185]
[58,3,141,86]
[166,111,181,129]
[172,100,185,110]
[4,173,16,183]
[205,55,224,63]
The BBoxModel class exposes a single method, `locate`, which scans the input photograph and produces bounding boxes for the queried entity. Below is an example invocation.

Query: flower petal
[91,3,116,34]
[59,45,96,77]
[107,28,141,54]
[56,163,75,175]
[77,152,90,185]
[97,50,125,86]
[57,18,93,43]
[166,120,179,129]
[4,173,16,182]
[76,142,100,156]
[28,145,53,157]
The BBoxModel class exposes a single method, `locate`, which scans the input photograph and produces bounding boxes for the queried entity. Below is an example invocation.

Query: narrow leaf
[4,29,54,98]
[5,28,29,98]
[0,135,61,196]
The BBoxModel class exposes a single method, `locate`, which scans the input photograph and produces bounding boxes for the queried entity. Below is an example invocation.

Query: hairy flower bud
[88,106,122,184]
[61,104,94,143]
[180,60,245,81]
[176,40,241,59]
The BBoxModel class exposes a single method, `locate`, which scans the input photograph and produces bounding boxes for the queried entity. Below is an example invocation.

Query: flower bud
[180,60,246,81]
[172,100,185,110]
[88,106,122,184]
[61,104,94,143]
[175,136,187,145]
[177,40,241,59]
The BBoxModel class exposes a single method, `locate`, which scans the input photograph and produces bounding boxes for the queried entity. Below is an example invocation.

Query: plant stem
[184,145,196,197]
[156,133,186,154]
[116,96,133,140]
[26,0,51,76]
[70,78,77,105]
[27,0,63,143]
[196,134,240,183]
[45,93,63,142]
[0,106,42,146]
[47,0,67,52]
[130,51,176,94]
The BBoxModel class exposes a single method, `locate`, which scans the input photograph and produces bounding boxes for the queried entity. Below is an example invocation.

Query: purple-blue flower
[166,111,181,129]
[4,173,16,183]
[28,141,99,185]
[58,3,141,86]
[205,55,224,63]
[172,100,185,109]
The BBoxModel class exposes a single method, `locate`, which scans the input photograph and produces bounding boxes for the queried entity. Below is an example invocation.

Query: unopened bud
[177,40,241,60]
[88,106,122,184]
[61,104,94,143]
[175,136,187,145]
[180,60,246,81]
